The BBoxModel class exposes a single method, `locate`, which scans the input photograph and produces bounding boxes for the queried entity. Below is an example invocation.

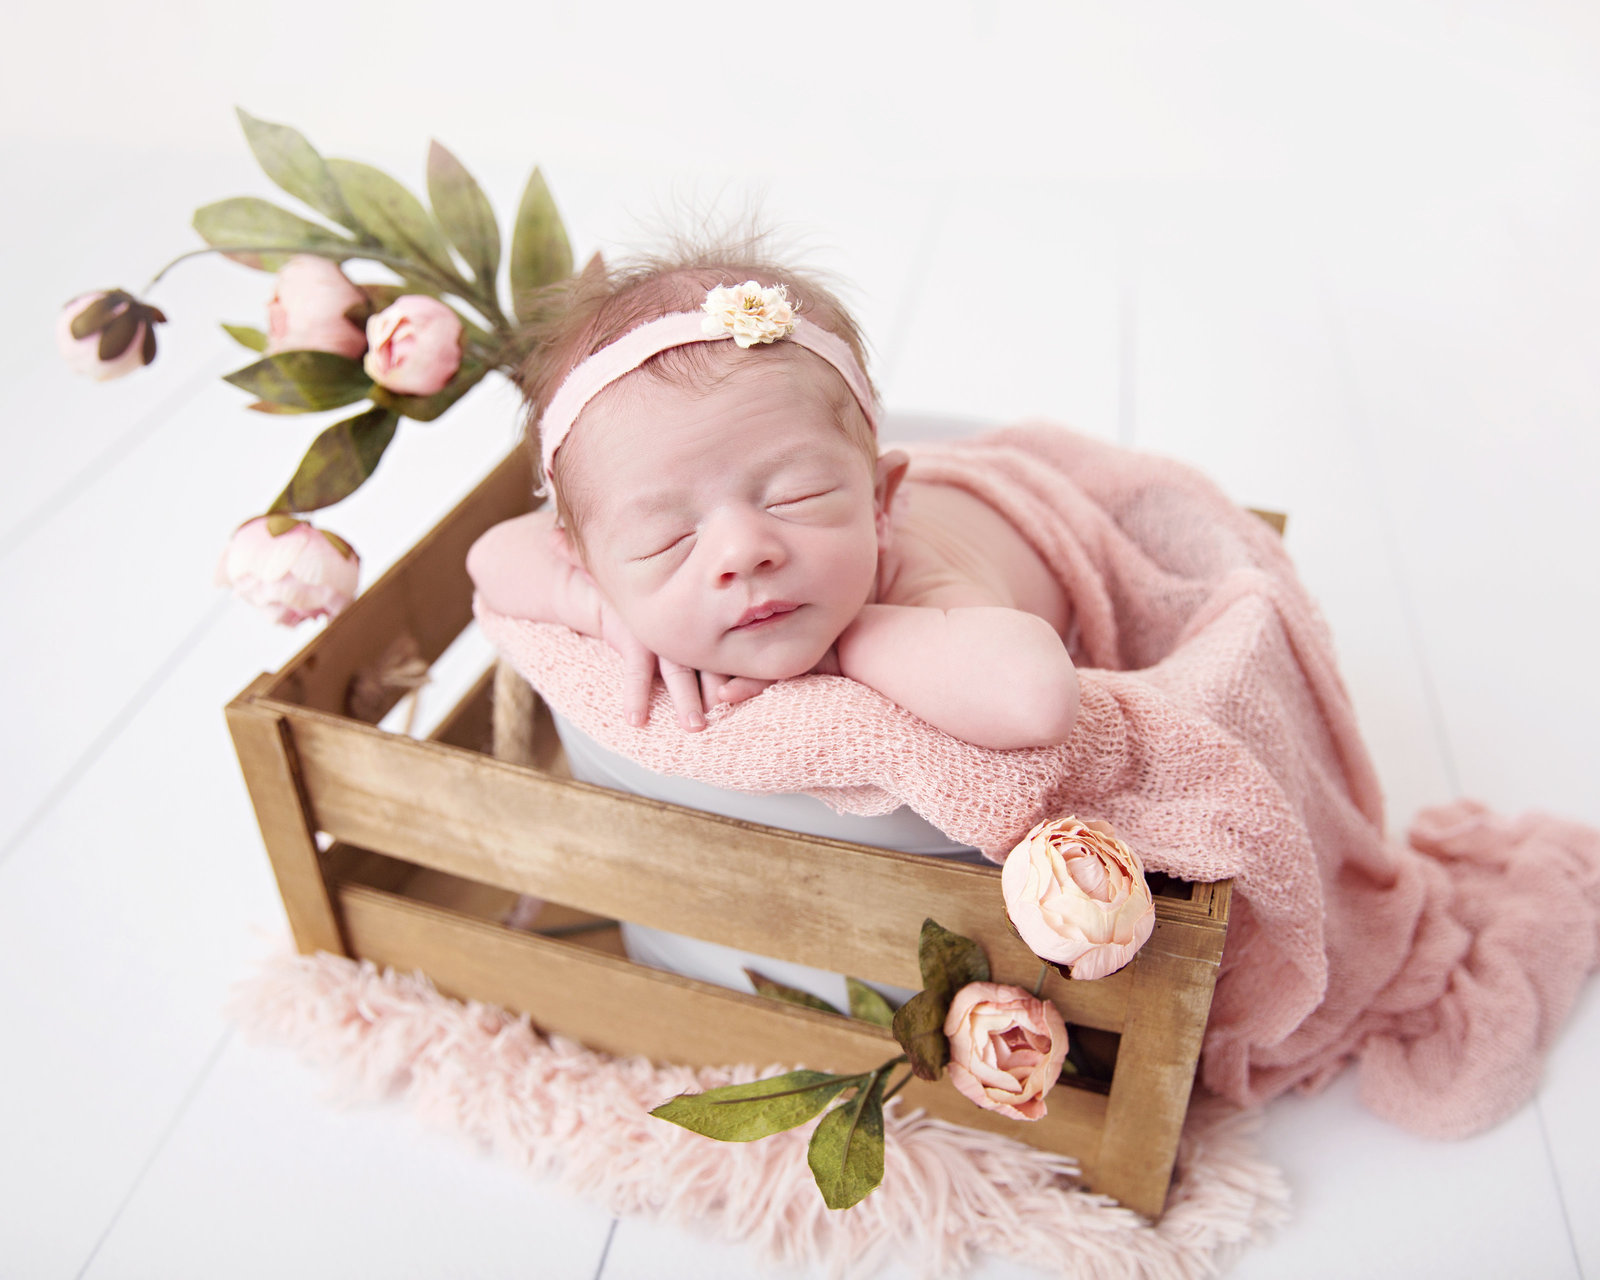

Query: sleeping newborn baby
[468,247,1079,751]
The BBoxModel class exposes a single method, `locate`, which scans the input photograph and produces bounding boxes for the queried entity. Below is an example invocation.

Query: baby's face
[561,358,889,681]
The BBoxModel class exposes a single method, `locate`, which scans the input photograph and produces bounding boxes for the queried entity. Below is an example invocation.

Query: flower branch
[62,109,574,628]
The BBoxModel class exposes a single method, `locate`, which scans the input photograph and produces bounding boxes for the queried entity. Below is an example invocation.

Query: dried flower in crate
[61,108,576,625]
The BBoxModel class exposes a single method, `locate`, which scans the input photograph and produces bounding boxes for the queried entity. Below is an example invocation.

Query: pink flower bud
[1001,816,1156,981]
[265,256,369,359]
[215,515,359,626]
[364,296,463,396]
[57,290,165,381]
[943,983,1069,1121]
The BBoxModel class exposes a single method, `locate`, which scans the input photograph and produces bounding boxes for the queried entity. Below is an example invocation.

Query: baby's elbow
[974,659,1079,750]
[1015,661,1080,748]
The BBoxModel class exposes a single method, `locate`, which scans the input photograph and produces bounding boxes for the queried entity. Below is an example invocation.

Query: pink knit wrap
[478,422,1600,1136]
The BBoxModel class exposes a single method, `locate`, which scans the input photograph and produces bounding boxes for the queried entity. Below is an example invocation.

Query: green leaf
[427,140,501,290]
[915,918,990,1003]
[222,323,269,352]
[272,407,398,513]
[235,108,361,234]
[223,351,372,412]
[807,1070,887,1210]
[193,197,354,272]
[368,358,486,423]
[650,1070,864,1142]
[845,978,897,1028]
[890,987,950,1081]
[326,159,461,286]
[744,969,844,1017]
[509,167,572,322]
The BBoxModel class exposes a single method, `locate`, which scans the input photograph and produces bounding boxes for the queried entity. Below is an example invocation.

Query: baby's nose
[707,507,785,582]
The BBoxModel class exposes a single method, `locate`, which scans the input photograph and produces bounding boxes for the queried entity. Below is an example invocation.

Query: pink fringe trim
[227,945,1289,1279]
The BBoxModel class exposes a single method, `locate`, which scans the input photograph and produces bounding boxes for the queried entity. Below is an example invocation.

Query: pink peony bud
[363,295,463,396]
[265,256,369,359]
[943,982,1069,1121]
[57,290,166,381]
[1001,816,1156,981]
[215,515,360,626]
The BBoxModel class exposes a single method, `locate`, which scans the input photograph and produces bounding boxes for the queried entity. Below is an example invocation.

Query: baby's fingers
[710,676,773,706]
[658,658,706,732]
[618,645,657,728]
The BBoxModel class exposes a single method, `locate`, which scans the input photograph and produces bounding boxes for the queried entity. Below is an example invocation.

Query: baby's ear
[873,449,911,550]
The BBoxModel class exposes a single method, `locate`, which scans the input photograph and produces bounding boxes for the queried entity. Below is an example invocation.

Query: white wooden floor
[5,5,1600,1276]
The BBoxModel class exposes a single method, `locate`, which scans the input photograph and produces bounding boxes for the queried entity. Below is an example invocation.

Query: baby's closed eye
[631,530,695,561]
[767,487,838,511]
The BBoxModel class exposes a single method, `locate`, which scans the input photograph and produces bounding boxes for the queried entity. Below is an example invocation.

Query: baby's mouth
[731,601,800,631]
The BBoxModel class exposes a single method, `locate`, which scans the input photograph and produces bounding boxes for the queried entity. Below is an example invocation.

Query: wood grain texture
[334,879,1111,1172]
[273,699,1142,1031]
[224,676,346,957]
[265,447,533,719]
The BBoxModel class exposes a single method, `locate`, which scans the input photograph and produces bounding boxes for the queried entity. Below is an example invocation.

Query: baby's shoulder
[880,479,1014,610]
[882,476,1071,630]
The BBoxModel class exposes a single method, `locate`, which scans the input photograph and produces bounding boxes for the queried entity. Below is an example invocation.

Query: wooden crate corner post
[225,674,346,958]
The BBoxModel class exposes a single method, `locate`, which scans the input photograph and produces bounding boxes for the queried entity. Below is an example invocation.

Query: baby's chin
[685,633,837,684]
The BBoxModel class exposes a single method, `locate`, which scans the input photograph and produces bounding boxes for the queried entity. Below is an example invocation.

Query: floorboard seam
[591,1218,620,1280]
[875,196,951,396]
[0,355,230,563]
[0,596,230,873]
[74,1028,235,1279]
[1313,277,1460,798]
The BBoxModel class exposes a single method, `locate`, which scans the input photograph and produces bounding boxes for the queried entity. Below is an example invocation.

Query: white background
[3,2,1598,1277]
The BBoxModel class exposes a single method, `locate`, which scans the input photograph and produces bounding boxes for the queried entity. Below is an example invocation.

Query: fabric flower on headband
[700,281,799,348]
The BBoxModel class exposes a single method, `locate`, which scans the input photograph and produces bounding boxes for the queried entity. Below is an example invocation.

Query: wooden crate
[225,446,1232,1220]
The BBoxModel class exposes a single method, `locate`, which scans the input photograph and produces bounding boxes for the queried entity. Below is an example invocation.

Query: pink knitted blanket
[478,422,1600,1136]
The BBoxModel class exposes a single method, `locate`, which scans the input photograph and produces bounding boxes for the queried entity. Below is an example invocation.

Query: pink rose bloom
[1002,816,1156,981]
[363,295,463,395]
[266,256,368,358]
[943,982,1069,1121]
[56,290,163,381]
[215,516,360,626]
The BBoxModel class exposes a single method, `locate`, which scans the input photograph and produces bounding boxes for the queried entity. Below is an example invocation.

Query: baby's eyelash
[633,532,692,562]
[769,489,834,509]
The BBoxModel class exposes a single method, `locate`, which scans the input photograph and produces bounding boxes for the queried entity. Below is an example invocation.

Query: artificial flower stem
[144,245,486,321]
[879,1063,915,1105]
[1032,962,1051,998]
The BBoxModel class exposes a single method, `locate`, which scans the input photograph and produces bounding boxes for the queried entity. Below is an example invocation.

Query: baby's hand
[592,598,705,732]
[700,672,774,709]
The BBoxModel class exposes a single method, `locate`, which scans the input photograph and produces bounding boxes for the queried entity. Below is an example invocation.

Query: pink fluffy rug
[228,945,1289,1279]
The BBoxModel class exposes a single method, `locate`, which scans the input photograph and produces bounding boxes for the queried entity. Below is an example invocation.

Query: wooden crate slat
[265,447,533,719]
[277,701,1138,1031]
[334,878,1114,1187]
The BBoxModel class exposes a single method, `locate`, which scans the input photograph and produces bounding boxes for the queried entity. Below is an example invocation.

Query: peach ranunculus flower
[699,281,798,348]
[1001,816,1156,981]
[363,295,463,395]
[215,515,360,626]
[943,982,1069,1121]
[265,255,369,358]
[56,290,166,381]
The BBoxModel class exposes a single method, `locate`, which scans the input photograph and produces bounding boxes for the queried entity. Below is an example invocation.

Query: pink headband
[537,286,877,492]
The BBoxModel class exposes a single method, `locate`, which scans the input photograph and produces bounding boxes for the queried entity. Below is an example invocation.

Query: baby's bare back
[879,478,1072,636]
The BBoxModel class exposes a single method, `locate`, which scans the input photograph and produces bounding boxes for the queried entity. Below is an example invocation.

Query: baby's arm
[466,510,608,637]
[834,603,1079,750]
